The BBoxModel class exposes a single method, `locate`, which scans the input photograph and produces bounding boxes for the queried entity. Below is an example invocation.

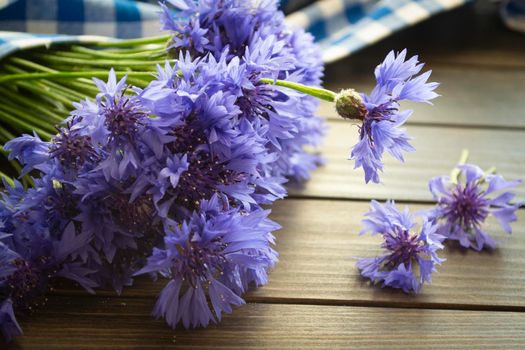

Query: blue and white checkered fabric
[0,31,113,60]
[501,0,525,32]
[285,0,469,62]
[0,0,472,63]
[0,0,162,37]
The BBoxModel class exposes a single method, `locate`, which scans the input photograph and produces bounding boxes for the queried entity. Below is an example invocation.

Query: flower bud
[335,89,367,121]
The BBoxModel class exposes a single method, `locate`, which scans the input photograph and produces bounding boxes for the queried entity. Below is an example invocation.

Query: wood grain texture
[287,120,525,202]
[7,298,525,350]
[254,200,525,309]
[53,200,525,310]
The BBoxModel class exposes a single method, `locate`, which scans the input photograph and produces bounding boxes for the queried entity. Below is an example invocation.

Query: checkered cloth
[501,0,525,32]
[0,0,472,63]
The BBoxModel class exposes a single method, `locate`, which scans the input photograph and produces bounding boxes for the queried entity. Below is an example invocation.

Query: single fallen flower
[357,200,445,293]
[428,150,522,250]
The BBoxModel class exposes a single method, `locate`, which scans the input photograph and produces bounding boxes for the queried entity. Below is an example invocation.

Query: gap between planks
[51,201,525,312]
[287,120,525,202]
[48,289,525,313]
[7,297,525,350]
[285,194,525,211]
[323,115,525,132]
[319,65,525,129]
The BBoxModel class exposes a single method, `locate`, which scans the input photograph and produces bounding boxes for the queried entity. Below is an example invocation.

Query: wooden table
[6,2,525,349]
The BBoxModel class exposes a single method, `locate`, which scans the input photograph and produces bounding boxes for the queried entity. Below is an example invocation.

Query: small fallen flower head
[428,163,522,251]
[357,200,445,293]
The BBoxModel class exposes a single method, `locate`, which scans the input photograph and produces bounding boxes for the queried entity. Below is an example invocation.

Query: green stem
[0,87,64,123]
[4,61,84,107]
[259,78,337,102]
[126,77,153,88]
[59,79,100,96]
[41,51,90,59]
[0,109,52,139]
[8,56,58,73]
[450,149,469,183]
[32,53,167,68]
[457,149,469,165]
[14,81,73,107]
[29,77,88,102]
[103,47,165,54]
[2,64,81,105]
[0,102,57,133]
[91,34,171,47]
[70,45,166,59]
[0,129,16,148]
[0,128,15,142]
[0,172,15,188]
[0,71,154,84]
[485,166,497,175]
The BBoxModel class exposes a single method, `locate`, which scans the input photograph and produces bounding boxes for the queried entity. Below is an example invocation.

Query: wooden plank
[53,200,525,310]
[8,298,525,349]
[251,200,525,309]
[288,120,525,202]
[319,66,525,128]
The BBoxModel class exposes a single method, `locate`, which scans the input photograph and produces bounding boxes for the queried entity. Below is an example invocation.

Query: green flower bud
[335,89,367,121]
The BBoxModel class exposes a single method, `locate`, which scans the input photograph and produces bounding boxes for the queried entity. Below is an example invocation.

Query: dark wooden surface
[6,2,525,349]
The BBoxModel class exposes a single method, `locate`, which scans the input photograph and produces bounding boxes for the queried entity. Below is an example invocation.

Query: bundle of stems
[0,35,173,180]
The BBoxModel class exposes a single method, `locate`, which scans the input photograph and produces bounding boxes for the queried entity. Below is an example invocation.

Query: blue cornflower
[357,200,445,293]
[135,194,279,328]
[93,67,127,102]
[49,118,98,172]
[336,50,438,183]
[0,181,97,342]
[72,70,149,181]
[428,164,522,250]
[0,243,23,341]
[73,69,146,150]
[4,132,50,176]
[159,154,189,189]
[0,299,22,342]
[73,173,159,293]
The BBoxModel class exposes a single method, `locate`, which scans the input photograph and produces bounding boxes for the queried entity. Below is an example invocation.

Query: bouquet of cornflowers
[0,0,438,342]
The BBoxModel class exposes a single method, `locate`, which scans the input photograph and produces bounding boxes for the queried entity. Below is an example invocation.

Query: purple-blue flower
[4,132,50,176]
[135,194,279,328]
[342,50,439,183]
[0,180,97,342]
[428,164,522,251]
[0,299,22,342]
[0,242,24,341]
[357,200,445,293]
[159,154,189,188]
[49,118,98,172]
